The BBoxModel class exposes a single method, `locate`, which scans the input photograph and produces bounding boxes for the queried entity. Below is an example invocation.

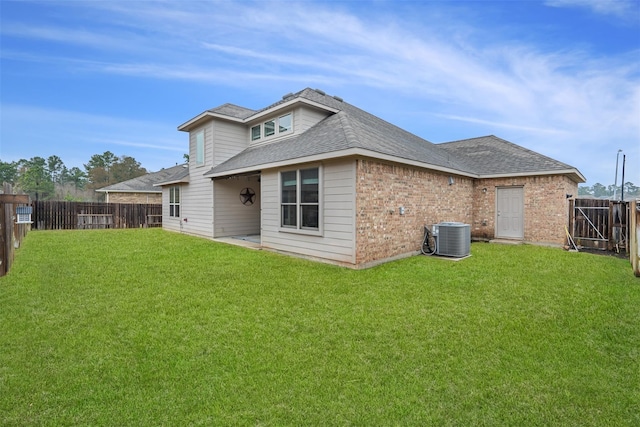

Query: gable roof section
[438,135,585,182]
[178,103,257,131]
[190,88,583,183]
[96,164,189,193]
[205,88,475,177]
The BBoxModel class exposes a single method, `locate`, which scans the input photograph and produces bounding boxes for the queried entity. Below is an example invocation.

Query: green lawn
[1,229,638,426]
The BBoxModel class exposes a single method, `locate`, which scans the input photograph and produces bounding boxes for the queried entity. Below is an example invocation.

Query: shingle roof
[97,164,189,193]
[201,88,584,182]
[208,103,256,120]
[207,88,474,176]
[437,135,582,177]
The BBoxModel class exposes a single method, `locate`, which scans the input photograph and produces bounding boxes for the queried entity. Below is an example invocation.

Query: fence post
[631,201,639,277]
[0,185,30,276]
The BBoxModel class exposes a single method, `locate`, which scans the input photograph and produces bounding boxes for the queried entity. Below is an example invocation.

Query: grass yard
[1,229,638,426]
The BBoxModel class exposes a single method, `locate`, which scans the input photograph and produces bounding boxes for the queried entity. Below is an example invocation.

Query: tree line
[578,181,639,199]
[0,152,147,201]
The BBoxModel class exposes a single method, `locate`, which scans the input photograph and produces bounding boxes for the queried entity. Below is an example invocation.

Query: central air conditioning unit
[433,222,470,257]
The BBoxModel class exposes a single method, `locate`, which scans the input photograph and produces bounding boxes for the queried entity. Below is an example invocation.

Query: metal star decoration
[239,187,256,205]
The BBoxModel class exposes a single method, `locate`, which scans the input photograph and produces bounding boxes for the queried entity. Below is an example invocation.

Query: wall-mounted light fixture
[482,188,487,193]
[448,176,454,185]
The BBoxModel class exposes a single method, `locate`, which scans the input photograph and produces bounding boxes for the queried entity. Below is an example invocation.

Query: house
[96,164,188,203]
[157,88,585,268]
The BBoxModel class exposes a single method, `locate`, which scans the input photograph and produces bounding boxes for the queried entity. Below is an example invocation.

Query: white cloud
[2,1,638,184]
[545,0,639,20]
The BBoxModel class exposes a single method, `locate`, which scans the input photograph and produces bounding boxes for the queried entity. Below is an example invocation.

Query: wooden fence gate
[33,201,162,230]
[0,184,30,277]
[569,198,628,252]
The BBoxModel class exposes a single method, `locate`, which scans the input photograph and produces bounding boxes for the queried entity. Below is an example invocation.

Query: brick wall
[472,175,577,244]
[355,158,473,265]
[354,158,578,265]
[107,192,162,204]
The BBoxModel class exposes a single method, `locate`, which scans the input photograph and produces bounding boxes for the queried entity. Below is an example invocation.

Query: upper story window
[195,130,204,166]
[264,120,275,137]
[279,114,292,133]
[251,125,261,141]
[250,112,293,142]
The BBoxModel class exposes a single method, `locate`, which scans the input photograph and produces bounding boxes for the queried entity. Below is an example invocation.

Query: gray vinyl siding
[214,120,249,165]
[213,175,260,237]
[172,123,212,237]
[261,159,356,264]
[168,119,251,238]
[294,105,331,133]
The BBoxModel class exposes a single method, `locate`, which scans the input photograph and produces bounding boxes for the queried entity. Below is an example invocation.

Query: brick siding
[355,158,578,265]
[472,175,577,245]
[107,192,162,204]
[355,158,473,265]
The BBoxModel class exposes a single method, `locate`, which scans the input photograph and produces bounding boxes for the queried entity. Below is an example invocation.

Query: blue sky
[1,0,639,188]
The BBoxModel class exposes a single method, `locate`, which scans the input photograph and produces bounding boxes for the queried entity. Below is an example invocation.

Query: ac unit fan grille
[436,222,470,257]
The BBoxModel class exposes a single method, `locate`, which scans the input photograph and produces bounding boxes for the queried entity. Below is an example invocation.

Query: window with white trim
[195,131,204,166]
[281,167,320,231]
[250,113,293,142]
[169,186,180,218]
[251,125,261,141]
[279,113,292,133]
[264,119,275,137]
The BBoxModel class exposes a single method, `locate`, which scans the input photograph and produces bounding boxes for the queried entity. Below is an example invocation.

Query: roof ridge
[449,135,574,169]
[336,111,360,147]
[437,134,497,145]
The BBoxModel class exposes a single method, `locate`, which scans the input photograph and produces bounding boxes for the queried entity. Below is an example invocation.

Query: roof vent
[282,92,294,100]
[314,88,326,95]
[333,95,343,102]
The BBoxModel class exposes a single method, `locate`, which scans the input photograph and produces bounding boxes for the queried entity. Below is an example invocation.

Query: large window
[251,113,292,142]
[169,186,180,218]
[195,131,204,166]
[280,167,320,231]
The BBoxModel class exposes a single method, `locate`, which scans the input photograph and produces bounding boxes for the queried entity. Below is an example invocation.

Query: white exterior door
[496,187,524,239]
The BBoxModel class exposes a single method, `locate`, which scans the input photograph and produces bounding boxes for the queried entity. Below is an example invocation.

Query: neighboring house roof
[97,164,189,193]
[200,88,584,183]
[153,164,190,187]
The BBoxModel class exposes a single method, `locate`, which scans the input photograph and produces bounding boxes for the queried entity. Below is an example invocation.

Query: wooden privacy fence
[569,198,628,252]
[33,201,162,230]
[0,183,30,276]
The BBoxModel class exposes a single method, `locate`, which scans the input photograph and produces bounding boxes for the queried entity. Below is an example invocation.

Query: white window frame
[251,125,261,141]
[195,130,205,166]
[278,113,292,133]
[250,112,293,143]
[279,166,322,236]
[169,185,180,218]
